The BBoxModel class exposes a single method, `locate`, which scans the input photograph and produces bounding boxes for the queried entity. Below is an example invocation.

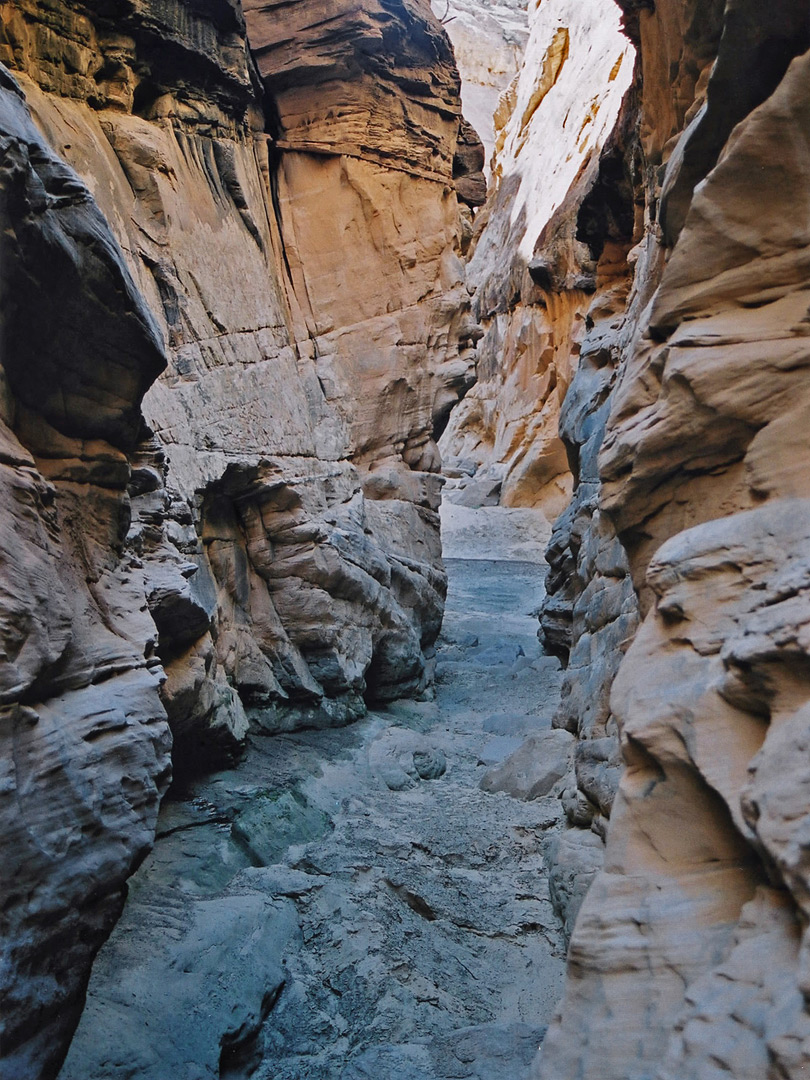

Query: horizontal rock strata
[0,0,482,1073]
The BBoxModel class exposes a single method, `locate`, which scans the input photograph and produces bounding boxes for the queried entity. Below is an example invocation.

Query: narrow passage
[60,507,568,1080]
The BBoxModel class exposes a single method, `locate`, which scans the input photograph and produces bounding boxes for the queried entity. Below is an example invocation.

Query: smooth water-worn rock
[58,518,568,1080]
[8,0,810,1076]
[11,0,476,735]
[0,66,172,1080]
[532,3,810,1078]
[0,0,484,1072]
[480,730,574,802]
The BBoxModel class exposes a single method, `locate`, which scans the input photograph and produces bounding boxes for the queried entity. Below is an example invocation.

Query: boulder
[480,729,574,800]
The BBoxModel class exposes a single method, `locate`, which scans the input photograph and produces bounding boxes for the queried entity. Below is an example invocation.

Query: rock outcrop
[0,0,482,1073]
[430,0,528,170]
[8,0,481,737]
[440,0,634,519]
[531,2,810,1077]
[0,65,172,1080]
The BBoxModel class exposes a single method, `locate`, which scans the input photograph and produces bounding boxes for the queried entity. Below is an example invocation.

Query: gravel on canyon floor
[59,509,568,1080]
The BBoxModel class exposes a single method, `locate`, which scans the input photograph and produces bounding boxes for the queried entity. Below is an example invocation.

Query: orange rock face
[0,0,482,1072]
[245,0,461,174]
[440,0,634,519]
[535,2,810,1078]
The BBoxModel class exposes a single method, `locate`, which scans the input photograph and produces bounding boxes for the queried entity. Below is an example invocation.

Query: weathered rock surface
[430,0,528,171]
[440,0,634,519]
[58,520,568,1080]
[532,2,810,1078]
[0,0,484,1073]
[0,66,172,1080]
[9,0,810,1074]
[480,729,573,802]
[531,77,642,936]
[9,0,479,735]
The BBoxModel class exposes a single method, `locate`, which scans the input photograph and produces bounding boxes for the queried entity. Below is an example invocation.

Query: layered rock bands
[440,0,635,519]
[0,1,482,1074]
[526,1,810,1078]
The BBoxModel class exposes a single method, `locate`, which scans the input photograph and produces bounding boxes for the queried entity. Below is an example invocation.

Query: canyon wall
[0,1,481,1074]
[440,0,634,519]
[6,0,810,1075]
[0,64,172,1080]
[534,1,810,1077]
[430,0,528,170]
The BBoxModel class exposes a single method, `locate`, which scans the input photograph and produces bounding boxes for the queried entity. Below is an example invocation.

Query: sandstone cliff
[0,0,481,1073]
[6,0,810,1074]
[533,1,810,1077]
[0,64,171,1078]
[440,0,634,519]
[430,0,528,171]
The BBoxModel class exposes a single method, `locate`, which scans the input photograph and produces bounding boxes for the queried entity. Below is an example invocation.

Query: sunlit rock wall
[536,2,810,1077]
[440,0,634,518]
[0,0,480,1073]
[430,0,528,171]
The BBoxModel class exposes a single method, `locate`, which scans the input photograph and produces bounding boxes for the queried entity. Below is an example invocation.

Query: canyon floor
[59,506,568,1080]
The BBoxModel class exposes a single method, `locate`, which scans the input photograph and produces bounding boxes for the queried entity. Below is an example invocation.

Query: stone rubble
[58,513,570,1080]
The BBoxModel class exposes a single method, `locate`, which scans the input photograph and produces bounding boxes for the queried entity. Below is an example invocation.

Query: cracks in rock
[219,982,285,1080]
[155,815,233,840]
[385,879,439,921]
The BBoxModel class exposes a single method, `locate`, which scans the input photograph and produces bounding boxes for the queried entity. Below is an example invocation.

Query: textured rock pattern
[58,541,567,1080]
[0,67,172,1080]
[440,0,634,519]
[0,0,481,1073]
[9,0,477,738]
[245,0,459,174]
[535,85,643,933]
[430,0,528,171]
[535,2,810,1078]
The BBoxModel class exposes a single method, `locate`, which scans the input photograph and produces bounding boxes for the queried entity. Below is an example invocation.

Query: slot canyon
[1,0,810,1076]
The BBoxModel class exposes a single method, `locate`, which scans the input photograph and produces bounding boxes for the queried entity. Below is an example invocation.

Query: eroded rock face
[440,0,634,519]
[535,2,810,1077]
[439,1,640,940]
[0,67,172,1080]
[430,0,528,171]
[3,0,483,745]
[0,0,481,1072]
[59,535,567,1080]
